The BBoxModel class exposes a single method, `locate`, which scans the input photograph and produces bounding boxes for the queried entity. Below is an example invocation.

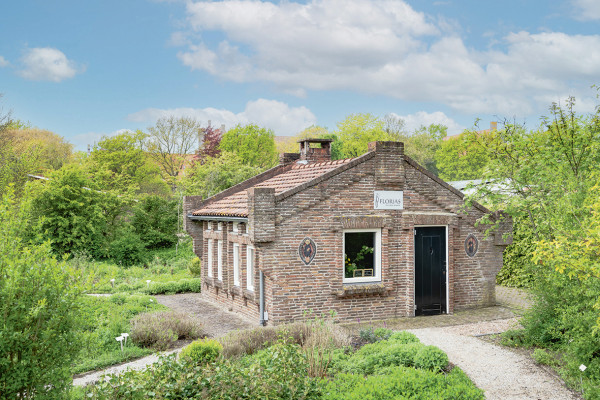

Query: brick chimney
[298,138,333,163]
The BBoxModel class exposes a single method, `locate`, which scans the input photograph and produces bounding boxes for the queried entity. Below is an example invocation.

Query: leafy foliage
[197,124,223,161]
[334,113,393,158]
[131,195,178,249]
[181,151,264,198]
[436,130,489,181]
[89,130,167,195]
[0,190,82,399]
[219,123,278,168]
[322,366,483,400]
[179,339,222,365]
[26,165,128,258]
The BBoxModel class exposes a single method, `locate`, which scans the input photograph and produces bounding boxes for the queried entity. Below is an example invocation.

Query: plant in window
[344,245,374,278]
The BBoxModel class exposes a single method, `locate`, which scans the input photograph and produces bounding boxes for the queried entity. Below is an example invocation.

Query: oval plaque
[299,237,317,265]
[465,233,478,257]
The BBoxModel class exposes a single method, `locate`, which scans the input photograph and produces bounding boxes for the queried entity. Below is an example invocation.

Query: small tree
[0,189,82,399]
[197,124,223,162]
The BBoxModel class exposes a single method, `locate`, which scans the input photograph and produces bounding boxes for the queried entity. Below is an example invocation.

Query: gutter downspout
[259,270,266,326]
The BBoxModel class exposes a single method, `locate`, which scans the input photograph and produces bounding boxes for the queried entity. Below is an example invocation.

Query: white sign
[374,191,404,210]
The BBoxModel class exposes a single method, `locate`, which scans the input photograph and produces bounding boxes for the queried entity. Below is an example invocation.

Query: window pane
[344,232,375,278]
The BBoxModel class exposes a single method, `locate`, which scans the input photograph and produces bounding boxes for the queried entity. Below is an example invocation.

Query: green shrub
[85,342,322,400]
[131,195,178,249]
[323,365,484,400]
[130,311,203,350]
[496,217,535,288]
[109,228,147,266]
[180,339,222,365]
[359,327,392,344]
[0,190,82,399]
[388,330,420,344]
[142,278,202,295]
[188,257,201,276]
[413,345,449,372]
[532,348,558,366]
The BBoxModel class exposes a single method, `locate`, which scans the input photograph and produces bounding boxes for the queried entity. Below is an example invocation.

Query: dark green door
[415,227,446,316]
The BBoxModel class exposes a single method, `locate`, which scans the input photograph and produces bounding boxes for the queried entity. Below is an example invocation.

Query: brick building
[184,139,512,325]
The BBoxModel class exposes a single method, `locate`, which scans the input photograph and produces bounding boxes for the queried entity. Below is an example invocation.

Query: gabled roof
[192,159,353,218]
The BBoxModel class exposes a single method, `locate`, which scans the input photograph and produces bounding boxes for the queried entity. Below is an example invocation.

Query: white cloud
[174,0,600,117]
[18,47,82,82]
[0,56,9,67]
[391,111,465,135]
[127,99,317,136]
[573,0,600,20]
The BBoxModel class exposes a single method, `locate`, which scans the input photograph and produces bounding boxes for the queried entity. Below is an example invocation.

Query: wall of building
[257,150,505,325]
[190,142,509,326]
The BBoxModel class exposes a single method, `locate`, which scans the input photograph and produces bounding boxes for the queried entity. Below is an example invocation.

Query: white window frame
[217,222,223,231]
[342,228,382,283]
[207,222,212,231]
[217,239,223,281]
[207,239,213,278]
[233,222,239,233]
[233,243,240,286]
[246,246,255,291]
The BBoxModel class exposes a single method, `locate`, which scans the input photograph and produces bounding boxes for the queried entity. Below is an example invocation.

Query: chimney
[220,124,226,132]
[298,138,333,163]
[490,121,497,130]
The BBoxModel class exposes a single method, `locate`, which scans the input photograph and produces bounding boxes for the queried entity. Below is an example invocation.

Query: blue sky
[1,0,599,151]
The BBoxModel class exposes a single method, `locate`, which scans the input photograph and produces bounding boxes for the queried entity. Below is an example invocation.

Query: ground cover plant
[76,320,483,400]
[73,293,168,374]
[74,239,200,295]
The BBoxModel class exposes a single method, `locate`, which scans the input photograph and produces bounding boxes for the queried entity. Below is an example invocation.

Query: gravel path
[153,293,254,337]
[410,319,580,400]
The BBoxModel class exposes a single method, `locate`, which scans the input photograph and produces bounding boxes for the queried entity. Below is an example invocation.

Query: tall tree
[399,123,447,175]
[146,117,204,191]
[435,130,489,181]
[219,123,278,168]
[334,113,393,158]
[89,130,167,194]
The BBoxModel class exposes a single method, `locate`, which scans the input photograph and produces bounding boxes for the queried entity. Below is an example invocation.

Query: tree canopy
[219,123,278,168]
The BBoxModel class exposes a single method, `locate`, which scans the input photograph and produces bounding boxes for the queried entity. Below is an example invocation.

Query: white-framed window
[217,239,223,281]
[233,243,240,286]
[343,229,381,283]
[207,239,213,278]
[246,246,255,291]
[217,222,223,231]
[233,222,239,233]
[207,222,212,231]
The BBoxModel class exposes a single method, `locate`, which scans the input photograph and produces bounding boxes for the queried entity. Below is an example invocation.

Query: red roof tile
[192,159,352,217]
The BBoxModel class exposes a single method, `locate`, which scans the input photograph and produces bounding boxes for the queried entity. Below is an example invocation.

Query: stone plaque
[465,233,478,257]
[299,237,317,265]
